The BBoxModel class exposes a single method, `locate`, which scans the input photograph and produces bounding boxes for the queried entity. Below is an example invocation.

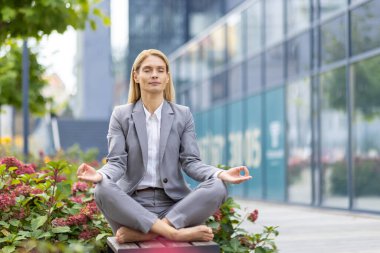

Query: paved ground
[235,199,380,253]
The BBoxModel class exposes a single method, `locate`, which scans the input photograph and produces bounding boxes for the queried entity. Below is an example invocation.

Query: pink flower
[213,209,223,222]
[12,208,26,219]
[56,175,67,183]
[0,193,16,211]
[248,209,259,222]
[70,196,84,204]
[52,218,67,227]
[78,228,99,240]
[15,164,36,175]
[72,182,88,194]
[230,208,235,214]
[80,201,99,218]
[52,214,88,227]
[0,157,23,170]
[66,214,88,226]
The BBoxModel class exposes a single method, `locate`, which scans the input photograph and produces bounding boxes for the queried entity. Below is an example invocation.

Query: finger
[240,166,250,176]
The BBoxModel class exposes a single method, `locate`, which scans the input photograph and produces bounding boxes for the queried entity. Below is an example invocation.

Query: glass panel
[320,0,347,19]
[287,78,312,204]
[228,101,245,197]
[265,44,284,88]
[190,85,198,112]
[245,95,263,198]
[247,55,262,94]
[210,106,227,166]
[321,15,347,65]
[287,0,311,35]
[264,87,286,201]
[227,13,244,64]
[351,0,380,56]
[228,63,243,100]
[265,0,284,47]
[287,31,311,80]
[351,55,380,211]
[211,71,227,102]
[246,1,262,55]
[211,25,226,70]
[171,59,178,89]
[200,79,211,110]
[320,67,348,208]
[188,45,200,83]
[177,54,189,90]
[200,36,213,79]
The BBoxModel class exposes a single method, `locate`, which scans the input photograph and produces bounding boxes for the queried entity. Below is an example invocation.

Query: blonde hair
[128,49,175,104]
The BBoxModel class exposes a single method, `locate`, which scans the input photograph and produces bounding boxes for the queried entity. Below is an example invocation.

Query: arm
[179,108,251,184]
[97,107,128,182]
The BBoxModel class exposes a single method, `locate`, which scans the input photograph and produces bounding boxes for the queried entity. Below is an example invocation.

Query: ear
[133,70,139,83]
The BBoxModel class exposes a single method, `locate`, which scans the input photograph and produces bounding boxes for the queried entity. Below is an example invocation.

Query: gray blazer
[98,99,223,200]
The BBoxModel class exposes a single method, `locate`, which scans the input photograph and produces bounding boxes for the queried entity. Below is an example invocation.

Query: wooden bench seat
[107,237,220,253]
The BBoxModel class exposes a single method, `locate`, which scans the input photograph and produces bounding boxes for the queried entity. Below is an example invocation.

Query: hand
[77,163,103,183]
[218,166,252,184]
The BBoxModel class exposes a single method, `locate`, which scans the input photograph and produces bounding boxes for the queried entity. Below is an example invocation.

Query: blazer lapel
[159,101,174,164]
[132,100,148,170]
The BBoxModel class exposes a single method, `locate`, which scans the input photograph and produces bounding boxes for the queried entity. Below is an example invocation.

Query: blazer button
[163,178,168,183]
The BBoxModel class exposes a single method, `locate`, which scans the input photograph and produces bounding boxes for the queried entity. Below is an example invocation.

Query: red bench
[107,237,220,253]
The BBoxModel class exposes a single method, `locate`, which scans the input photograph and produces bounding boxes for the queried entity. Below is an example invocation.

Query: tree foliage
[0,0,110,43]
[0,0,109,115]
[0,41,50,115]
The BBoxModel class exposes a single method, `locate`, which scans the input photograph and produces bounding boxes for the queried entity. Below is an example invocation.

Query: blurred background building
[168,0,380,214]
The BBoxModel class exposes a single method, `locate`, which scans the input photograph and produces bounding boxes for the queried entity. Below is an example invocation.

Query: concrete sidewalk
[235,199,380,253]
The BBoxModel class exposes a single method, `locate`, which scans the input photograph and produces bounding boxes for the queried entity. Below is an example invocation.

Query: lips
[149,82,161,85]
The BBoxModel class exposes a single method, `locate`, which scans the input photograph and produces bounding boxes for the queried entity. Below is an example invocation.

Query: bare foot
[172,225,214,242]
[116,226,157,243]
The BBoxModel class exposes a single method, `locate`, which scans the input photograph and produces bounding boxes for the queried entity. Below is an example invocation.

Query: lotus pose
[77,49,251,243]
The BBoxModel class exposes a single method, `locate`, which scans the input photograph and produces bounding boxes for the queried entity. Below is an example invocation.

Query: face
[134,55,169,97]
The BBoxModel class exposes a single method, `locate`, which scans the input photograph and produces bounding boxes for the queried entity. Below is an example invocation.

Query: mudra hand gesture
[218,166,252,184]
[77,163,103,183]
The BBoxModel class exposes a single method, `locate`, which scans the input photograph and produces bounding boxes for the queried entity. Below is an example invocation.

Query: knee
[94,179,110,204]
[209,178,228,203]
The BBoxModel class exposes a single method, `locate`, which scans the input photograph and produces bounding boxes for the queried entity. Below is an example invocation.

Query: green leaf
[58,233,68,241]
[31,215,47,230]
[9,219,20,227]
[90,19,97,30]
[1,245,16,253]
[52,226,71,233]
[1,7,16,20]
[255,246,267,253]
[18,231,32,237]
[0,221,10,229]
[11,179,20,185]
[55,182,71,201]
[95,233,109,241]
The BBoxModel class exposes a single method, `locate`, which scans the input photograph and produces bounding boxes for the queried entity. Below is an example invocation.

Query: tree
[0,41,50,115]
[0,0,109,43]
[0,0,109,114]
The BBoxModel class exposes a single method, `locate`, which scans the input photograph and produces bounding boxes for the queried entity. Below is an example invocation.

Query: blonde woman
[77,49,251,243]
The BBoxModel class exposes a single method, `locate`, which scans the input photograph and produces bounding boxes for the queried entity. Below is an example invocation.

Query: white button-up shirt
[137,102,164,189]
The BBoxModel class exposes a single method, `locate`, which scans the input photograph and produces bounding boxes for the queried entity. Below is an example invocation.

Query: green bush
[330,158,380,196]
[0,157,112,253]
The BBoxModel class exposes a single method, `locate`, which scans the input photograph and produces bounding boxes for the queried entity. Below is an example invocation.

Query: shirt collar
[143,101,164,121]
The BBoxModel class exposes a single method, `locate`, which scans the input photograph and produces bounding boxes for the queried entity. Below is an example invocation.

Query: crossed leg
[94,178,227,243]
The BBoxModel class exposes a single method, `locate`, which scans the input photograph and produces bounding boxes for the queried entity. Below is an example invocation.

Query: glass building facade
[169,0,380,214]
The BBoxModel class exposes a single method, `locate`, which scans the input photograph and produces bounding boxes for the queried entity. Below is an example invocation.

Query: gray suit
[94,100,227,234]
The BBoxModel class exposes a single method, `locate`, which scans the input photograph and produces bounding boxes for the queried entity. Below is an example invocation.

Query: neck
[141,93,164,113]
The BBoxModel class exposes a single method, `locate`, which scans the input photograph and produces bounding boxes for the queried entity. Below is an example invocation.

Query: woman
[77,49,251,243]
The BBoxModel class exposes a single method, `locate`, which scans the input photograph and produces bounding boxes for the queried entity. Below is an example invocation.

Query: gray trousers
[94,177,228,234]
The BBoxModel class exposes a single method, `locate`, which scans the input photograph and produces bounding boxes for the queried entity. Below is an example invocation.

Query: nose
[151,70,158,78]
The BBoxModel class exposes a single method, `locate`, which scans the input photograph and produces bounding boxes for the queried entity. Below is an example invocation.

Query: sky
[38,28,77,95]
